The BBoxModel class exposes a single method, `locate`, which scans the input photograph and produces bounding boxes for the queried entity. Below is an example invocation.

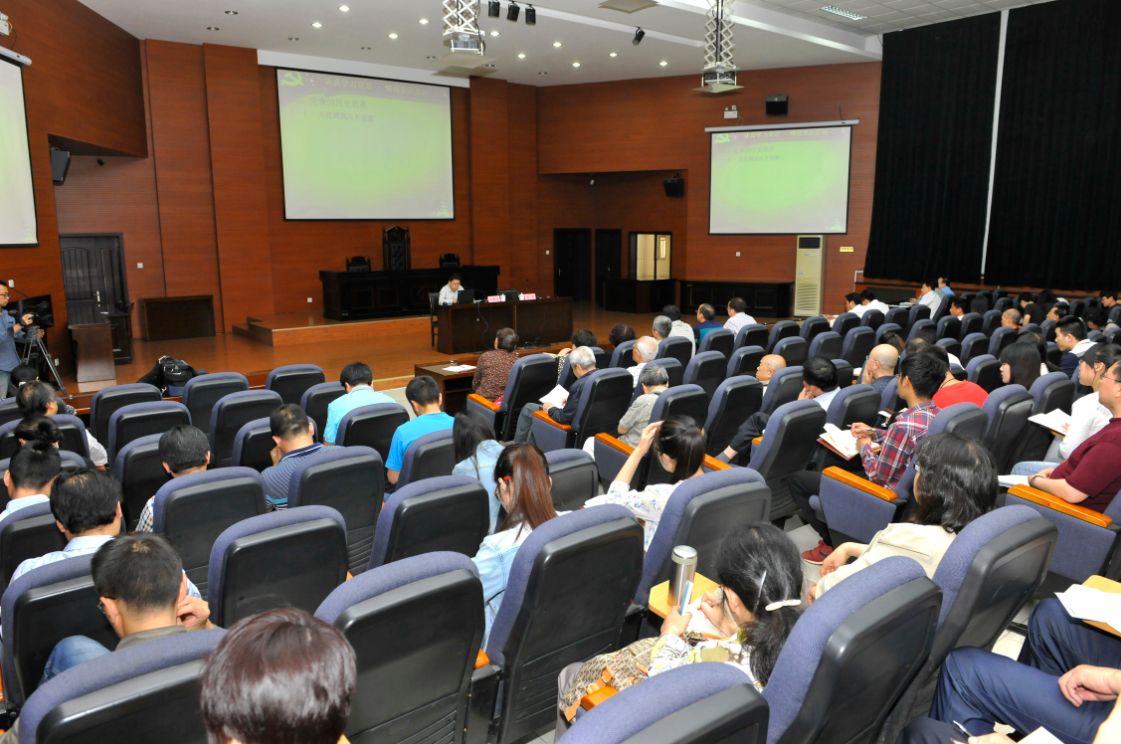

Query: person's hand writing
[660,608,692,638]
[850,423,875,439]
[1059,665,1121,707]
[698,589,738,637]
[177,595,213,630]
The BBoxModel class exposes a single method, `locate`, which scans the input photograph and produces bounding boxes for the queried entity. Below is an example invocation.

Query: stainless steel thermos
[669,545,698,609]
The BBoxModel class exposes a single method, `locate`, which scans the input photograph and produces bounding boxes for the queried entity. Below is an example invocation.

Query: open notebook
[1028,409,1071,436]
[818,423,860,460]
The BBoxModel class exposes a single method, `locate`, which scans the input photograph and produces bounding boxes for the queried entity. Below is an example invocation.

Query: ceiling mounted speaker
[507,1,520,21]
[766,95,789,116]
[488,1,501,17]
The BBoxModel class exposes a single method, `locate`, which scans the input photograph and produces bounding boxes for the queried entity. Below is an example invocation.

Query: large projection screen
[276,68,454,220]
[0,60,37,246]
[709,125,852,234]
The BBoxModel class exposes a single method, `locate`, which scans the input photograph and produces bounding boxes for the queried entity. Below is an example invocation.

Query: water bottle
[669,545,698,611]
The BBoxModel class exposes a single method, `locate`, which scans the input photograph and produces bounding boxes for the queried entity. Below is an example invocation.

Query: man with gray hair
[514,346,597,442]
[582,363,669,456]
[629,336,659,385]
[652,315,672,342]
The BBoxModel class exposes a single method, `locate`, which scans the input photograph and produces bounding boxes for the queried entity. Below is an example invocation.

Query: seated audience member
[1018,354,1121,513]
[1001,307,1023,330]
[613,364,670,448]
[323,362,394,445]
[472,443,557,643]
[472,327,519,402]
[1020,329,1060,375]
[723,297,756,335]
[451,410,505,532]
[948,296,968,318]
[917,281,942,314]
[1019,292,1044,326]
[200,608,356,744]
[386,376,454,485]
[514,346,597,443]
[928,346,988,409]
[10,364,39,388]
[755,354,786,385]
[627,336,658,385]
[970,295,990,314]
[844,291,866,318]
[1046,301,1070,323]
[881,330,907,353]
[608,323,636,349]
[999,341,1042,389]
[262,405,325,509]
[1086,307,1112,334]
[1101,291,1118,310]
[903,598,1121,743]
[907,335,962,370]
[14,416,61,449]
[937,276,954,296]
[1056,316,1095,379]
[811,432,996,600]
[0,440,60,527]
[135,425,211,532]
[652,315,672,343]
[554,328,597,379]
[585,418,705,550]
[694,303,723,339]
[861,289,890,316]
[37,534,213,683]
[17,381,108,467]
[860,344,899,393]
[437,273,463,306]
[557,524,803,726]
[662,305,696,355]
[721,358,839,465]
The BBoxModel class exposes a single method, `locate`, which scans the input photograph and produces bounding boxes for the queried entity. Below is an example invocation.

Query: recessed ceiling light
[388,32,399,39]
[572,61,581,68]
[288,36,300,41]
[361,45,372,50]
[338,4,350,12]
[820,5,866,21]
[425,55,437,60]
[311,21,322,28]
[609,51,618,58]
[206,26,220,31]
[517,52,526,59]
[552,41,562,48]
[659,60,668,67]
[490,30,500,37]
[224,10,238,15]
[419,17,429,25]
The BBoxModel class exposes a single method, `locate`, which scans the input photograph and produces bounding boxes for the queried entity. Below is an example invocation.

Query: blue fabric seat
[698,328,734,357]
[735,323,770,350]
[112,433,169,529]
[207,389,283,467]
[106,400,191,460]
[266,363,325,405]
[230,416,274,471]
[773,337,807,367]
[726,345,765,378]
[530,368,634,451]
[0,501,65,594]
[760,366,803,416]
[981,384,1033,471]
[396,428,456,490]
[747,399,826,520]
[182,372,249,436]
[300,381,346,442]
[841,326,874,367]
[89,383,162,445]
[335,402,410,463]
[466,353,558,441]
[656,337,692,367]
[546,448,598,511]
[704,376,763,456]
[807,331,841,361]
[682,351,725,398]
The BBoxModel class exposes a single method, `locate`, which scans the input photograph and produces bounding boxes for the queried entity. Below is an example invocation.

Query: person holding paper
[513,345,597,443]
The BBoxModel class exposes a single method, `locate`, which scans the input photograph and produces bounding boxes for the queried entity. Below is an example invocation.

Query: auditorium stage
[63,304,666,395]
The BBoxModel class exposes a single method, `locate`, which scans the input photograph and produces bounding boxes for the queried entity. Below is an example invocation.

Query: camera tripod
[21,324,68,395]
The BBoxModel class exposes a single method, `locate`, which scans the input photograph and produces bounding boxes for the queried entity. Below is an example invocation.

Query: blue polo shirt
[323,385,395,444]
[386,412,454,472]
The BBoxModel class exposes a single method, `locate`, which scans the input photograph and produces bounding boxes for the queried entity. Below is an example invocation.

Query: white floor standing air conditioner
[794,235,823,317]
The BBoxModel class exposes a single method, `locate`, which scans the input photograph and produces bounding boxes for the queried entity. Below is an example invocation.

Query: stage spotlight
[488,1,501,17]
[507,1,520,21]
[525,4,536,25]
[632,27,645,45]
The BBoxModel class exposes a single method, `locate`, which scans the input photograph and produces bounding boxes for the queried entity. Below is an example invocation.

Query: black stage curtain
[864,14,1000,284]
[985,0,1121,289]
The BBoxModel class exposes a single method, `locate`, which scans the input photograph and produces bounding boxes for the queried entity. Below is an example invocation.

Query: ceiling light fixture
[553,41,562,48]
[488,1,501,18]
[361,45,372,50]
[525,5,536,25]
[609,51,618,58]
[338,4,350,12]
[490,29,500,36]
[419,17,430,25]
[517,52,526,59]
[312,21,323,28]
[388,31,398,39]
[572,61,581,68]
[224,10,238,15]
[206,26,220,31]
[820,5,866,21]
[288,36,300,41]
[507,2,520,22]
[659,59,668,67]
[632,27,645,45]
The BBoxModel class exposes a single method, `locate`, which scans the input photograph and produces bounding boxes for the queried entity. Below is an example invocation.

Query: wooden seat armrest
[822,466,897,502]
[1008,484,1113,528]
[751,436,763,446]
[532,409,572,431]
[467,394,501,412]
[475,649,490,669]
[593,433,633,455]
[702,455,730,471]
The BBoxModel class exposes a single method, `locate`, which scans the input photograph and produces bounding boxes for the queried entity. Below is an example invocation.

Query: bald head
[862,343,899,383]
[756,354,786,383]
[633,336,658,363]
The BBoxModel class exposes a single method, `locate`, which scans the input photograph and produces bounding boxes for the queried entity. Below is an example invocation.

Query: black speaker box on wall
[50,147,71,185]
[663,175,685,198]
[765,95,789,116]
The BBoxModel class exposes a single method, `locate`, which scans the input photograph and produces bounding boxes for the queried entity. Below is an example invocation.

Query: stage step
[237,313,430,348]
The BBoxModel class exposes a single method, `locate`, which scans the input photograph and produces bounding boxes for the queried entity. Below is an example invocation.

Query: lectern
[69,323,116,392]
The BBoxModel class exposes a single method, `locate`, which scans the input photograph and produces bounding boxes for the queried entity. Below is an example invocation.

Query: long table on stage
[319,266,500,320]
[436,297,574,355]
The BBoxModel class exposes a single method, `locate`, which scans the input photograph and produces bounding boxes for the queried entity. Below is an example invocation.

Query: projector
[441,32,492,68]
[695,68,742,95]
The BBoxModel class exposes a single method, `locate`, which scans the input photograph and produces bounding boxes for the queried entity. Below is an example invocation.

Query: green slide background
[0,61,38,245]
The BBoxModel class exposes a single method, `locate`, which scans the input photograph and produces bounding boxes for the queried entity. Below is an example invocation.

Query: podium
[69,323,116,392]
[435,298,574,355]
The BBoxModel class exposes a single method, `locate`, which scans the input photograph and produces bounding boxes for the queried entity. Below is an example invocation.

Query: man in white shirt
[662,305,697,356]
[845,292,867,318]
[723,297,756,335]
[860,290,890,316]
[628,336,658,386]
[437,274,463,306]
[0,440,60,528]
[917,281,943,314]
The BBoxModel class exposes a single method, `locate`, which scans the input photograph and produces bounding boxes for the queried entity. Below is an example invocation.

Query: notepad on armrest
[1029,409,1071,436]
[1056,583,1121,633]
[539,385,569,410]
[998,474,1030,489]
[818,423,860,460]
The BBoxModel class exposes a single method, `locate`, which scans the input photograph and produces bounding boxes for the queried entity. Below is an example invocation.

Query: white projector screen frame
[0,58,38,246]
[276,67,455,221]
[707,121,855,235]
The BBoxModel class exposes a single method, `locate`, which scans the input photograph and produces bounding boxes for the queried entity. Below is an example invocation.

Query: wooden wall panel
[470,78,512,271]
[258,71,475,316]
[506,83,541,292]
[143,41,224,328]
[537,62,882,313]
[203,44,275,329]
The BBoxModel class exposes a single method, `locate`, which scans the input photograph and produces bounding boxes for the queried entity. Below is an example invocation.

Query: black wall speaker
[765,95,789,116]
[663,175,685,198]
[50,147,71,185]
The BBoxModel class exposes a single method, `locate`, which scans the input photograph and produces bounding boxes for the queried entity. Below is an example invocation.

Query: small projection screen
[0,59,37,245]
[709,124,852,234]
[276,68,454,220]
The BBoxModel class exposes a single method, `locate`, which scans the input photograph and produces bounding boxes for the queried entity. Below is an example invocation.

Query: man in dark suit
[513,345,597,442]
